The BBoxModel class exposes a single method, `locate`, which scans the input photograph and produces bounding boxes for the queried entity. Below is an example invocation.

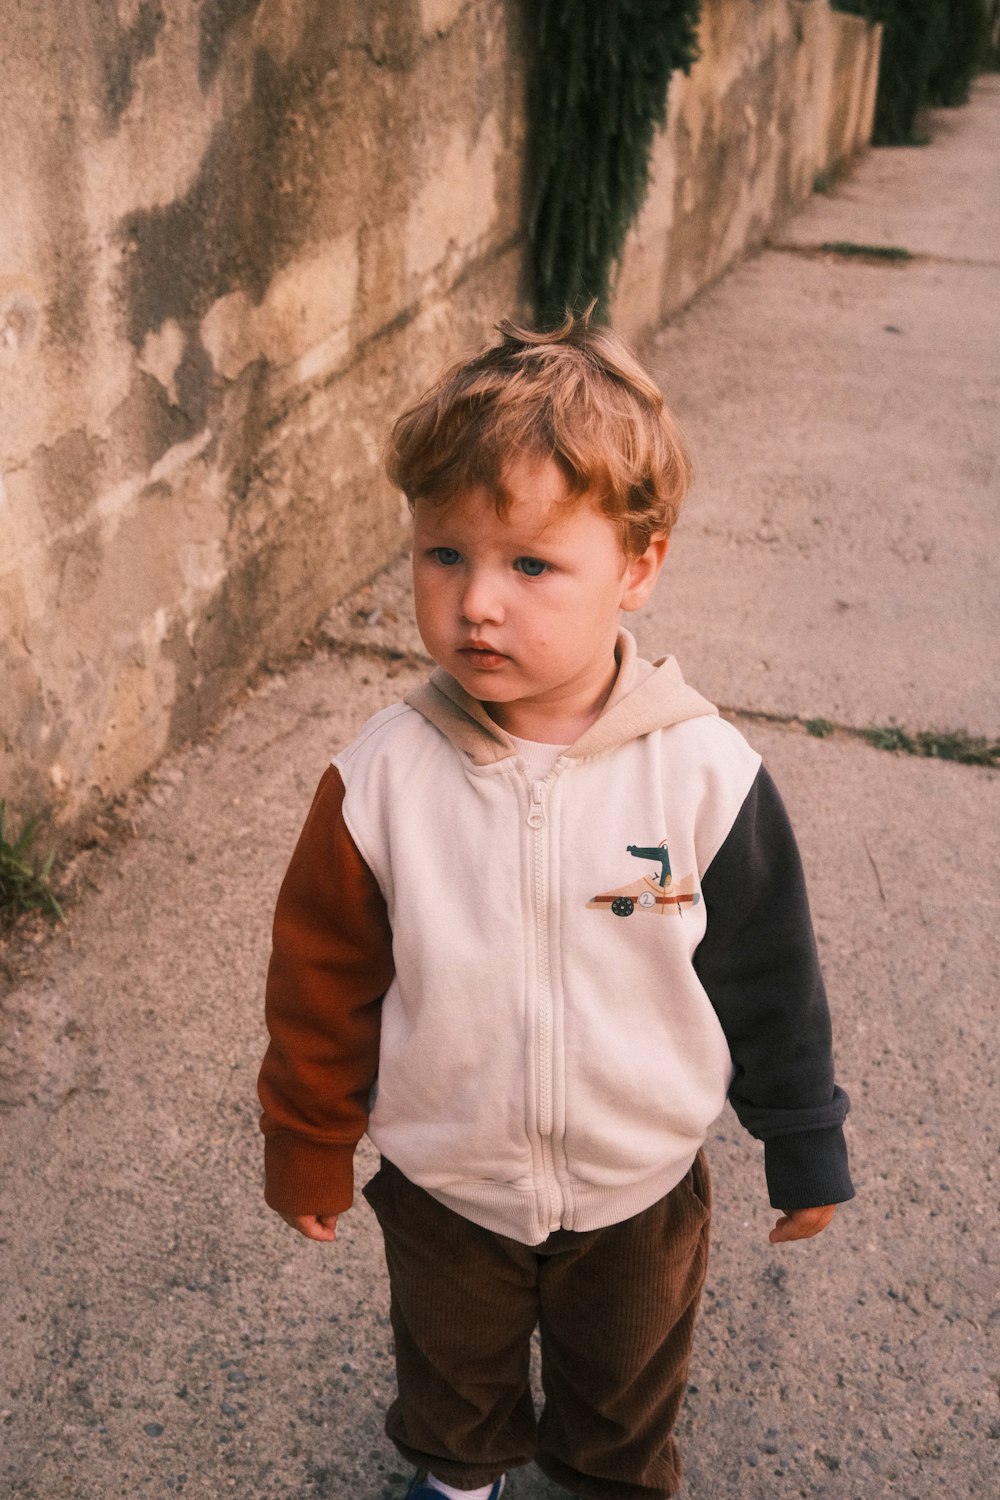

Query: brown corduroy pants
[363,1154,711,1499]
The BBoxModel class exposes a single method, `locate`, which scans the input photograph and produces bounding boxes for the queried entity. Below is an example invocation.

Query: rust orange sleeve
[258,765,394,1216]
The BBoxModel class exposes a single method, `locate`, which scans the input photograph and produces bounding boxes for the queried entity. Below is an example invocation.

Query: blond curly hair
[386,309,691,555]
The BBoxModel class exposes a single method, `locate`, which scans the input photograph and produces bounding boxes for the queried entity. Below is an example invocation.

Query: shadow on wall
[1,0,880,842]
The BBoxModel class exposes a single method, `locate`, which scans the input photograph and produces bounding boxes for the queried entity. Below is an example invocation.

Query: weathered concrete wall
[1,0,878,832]
[613,0,881,330]
[1,0,526,826]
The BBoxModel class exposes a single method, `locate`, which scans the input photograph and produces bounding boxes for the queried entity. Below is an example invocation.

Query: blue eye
[431,548,462,566]
[515,556,549,577]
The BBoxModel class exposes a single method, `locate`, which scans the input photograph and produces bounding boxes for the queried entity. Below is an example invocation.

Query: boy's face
[412,455,667,742]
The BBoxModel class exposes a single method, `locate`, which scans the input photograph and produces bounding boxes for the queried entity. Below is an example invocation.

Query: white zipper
[526,777,563,1231]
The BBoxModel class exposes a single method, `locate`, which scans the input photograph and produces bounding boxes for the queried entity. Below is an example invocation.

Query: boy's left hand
[769,1204,837,1244]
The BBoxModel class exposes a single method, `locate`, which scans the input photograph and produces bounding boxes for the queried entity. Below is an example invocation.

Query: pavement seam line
[766,240,999,271]
[719,705,1000,768]
[316,635,434,670]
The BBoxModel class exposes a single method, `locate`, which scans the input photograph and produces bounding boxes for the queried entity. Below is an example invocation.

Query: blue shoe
[404,1475,505,1500]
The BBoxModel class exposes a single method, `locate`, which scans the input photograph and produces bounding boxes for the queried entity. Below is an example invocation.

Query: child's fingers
[279,1211,339,1242]
[768,1204,836,1244]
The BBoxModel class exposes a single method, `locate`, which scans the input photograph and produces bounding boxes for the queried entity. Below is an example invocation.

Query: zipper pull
[527,782,545,829]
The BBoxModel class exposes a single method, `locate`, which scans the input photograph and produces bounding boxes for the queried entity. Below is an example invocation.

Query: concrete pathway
[2,79,998,1500]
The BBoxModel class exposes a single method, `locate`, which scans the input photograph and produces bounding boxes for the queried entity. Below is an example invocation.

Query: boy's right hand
[279,1211,339,1242]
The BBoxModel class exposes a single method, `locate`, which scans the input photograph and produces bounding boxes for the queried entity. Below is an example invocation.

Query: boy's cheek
[411,570,439,622]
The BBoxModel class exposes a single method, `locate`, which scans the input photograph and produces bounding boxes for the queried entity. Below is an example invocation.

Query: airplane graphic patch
[587,840,700,918]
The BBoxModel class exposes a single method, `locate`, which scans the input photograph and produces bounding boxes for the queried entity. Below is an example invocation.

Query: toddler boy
[258,313,854,1499]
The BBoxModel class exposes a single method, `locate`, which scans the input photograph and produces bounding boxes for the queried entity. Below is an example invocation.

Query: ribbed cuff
[763,1126,855,1210]
[262,1132,357,1216]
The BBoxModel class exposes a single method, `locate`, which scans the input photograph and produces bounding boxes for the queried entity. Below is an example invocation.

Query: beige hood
[404,628,717,766]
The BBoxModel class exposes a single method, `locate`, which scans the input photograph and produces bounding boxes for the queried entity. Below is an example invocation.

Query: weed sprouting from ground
[0,802,64,930]
[775,714,997,767]
[863,726,999,767]
[806,718,835,738]
[820,241,914,262]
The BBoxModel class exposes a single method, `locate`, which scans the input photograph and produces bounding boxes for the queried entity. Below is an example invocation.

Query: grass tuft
[806,718,835,739]
[820,241,914,262]
[0,802,65,930]
[864,726,999,767]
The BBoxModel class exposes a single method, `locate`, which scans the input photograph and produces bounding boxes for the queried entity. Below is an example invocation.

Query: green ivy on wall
[834,0,990,143]
[524,0,702,325]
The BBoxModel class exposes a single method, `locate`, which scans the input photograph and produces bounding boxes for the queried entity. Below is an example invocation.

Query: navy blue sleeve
[693,765,855,1210]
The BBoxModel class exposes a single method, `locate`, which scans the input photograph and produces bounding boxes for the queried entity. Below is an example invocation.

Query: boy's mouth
[458,640,509,669]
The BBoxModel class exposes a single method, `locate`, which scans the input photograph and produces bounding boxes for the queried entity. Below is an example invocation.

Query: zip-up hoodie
[259,631,853,1247]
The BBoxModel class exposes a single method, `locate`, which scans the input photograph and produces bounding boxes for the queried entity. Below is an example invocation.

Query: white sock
[424,1477,500,1500]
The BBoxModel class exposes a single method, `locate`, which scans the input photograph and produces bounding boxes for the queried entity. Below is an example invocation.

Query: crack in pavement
[766,240,1000,271]
[719,704,1000,768]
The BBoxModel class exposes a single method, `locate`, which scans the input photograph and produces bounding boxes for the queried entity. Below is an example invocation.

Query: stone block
[404,113,503,287]
[200,233,360,382]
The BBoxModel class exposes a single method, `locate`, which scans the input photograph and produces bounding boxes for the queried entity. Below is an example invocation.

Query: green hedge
[835,0,990,143]
[927,0,992,103]
[524,0,701,323]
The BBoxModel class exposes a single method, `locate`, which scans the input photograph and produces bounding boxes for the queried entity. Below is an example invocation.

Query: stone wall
[612,0,881,328]
[0,0,879,831]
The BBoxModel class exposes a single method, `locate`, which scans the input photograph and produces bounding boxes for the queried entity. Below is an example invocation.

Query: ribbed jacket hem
[409,1152,701,1247]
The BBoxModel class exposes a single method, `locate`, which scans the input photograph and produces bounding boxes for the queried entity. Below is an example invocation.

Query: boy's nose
[460,571,504,625]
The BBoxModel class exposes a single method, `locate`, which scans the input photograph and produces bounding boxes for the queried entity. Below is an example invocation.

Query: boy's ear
[620,534,669,612]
